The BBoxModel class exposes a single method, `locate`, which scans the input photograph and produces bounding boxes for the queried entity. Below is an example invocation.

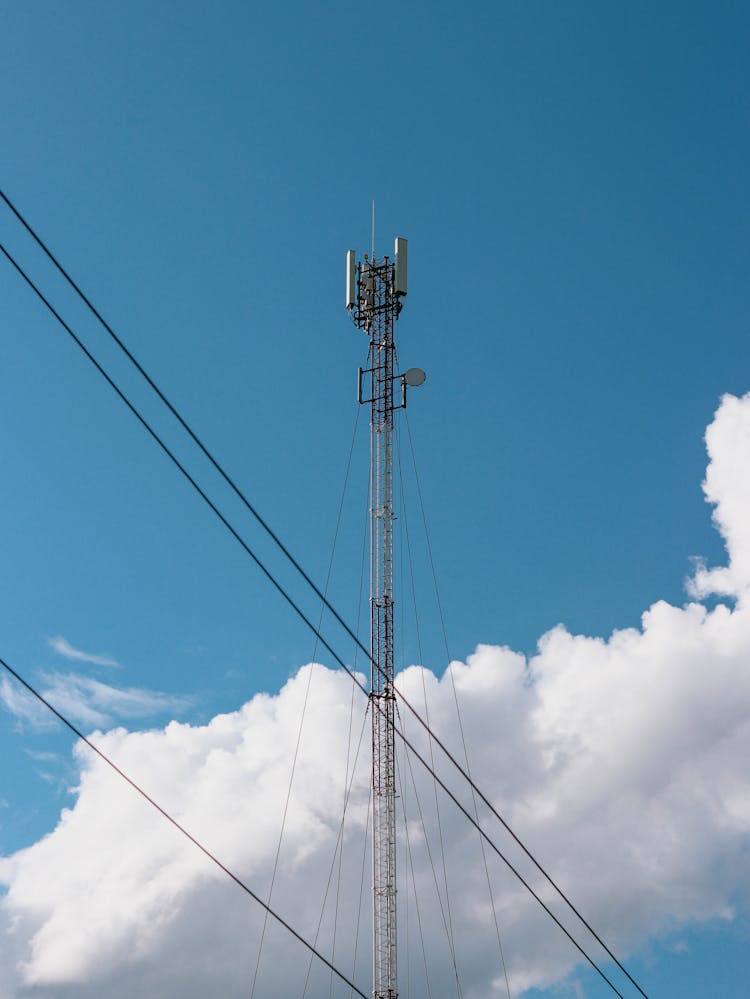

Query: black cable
[0,223,649,998]
[0,186,370,698]
[0,191,650,999]
[0,653,368,999]
[0,239,361,717]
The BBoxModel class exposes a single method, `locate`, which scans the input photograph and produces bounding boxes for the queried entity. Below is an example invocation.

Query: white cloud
[0,671,191,732]
[0,677,55,732]
[38,672,192,730]
[48,636,119,668]
[689,391,750,600]
[1,392,750,997]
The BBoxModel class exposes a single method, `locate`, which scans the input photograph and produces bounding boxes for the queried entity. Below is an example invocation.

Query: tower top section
[346,237,408,332]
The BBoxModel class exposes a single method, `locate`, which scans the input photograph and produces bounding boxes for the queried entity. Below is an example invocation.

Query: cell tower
[346,237,425,999]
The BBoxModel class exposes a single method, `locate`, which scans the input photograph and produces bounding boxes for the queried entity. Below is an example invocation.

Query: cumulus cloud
[0,665,374,998]
[2,392,750,997]
[689,392,750,600]
[48,636,119,668]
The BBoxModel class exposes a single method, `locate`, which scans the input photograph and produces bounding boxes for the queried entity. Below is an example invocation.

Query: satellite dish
[403,367,426,387]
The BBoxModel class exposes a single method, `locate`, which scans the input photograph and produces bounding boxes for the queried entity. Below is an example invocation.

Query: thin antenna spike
[372,201,375,259]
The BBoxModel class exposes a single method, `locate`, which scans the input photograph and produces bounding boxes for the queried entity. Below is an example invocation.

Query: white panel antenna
[346,250,357,310]
[394,237,407,296]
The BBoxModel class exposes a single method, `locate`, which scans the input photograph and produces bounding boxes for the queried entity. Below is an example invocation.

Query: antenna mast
[346,236,421,999]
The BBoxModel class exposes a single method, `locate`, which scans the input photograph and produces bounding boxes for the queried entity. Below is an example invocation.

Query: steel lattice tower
[347,238,422,999]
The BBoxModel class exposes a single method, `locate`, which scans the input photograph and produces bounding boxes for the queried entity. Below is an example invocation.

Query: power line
[0,215,650,998]
[0,186,370,693]
[0,652,369,999]
[0,192,650,998]
[0,233,644,998]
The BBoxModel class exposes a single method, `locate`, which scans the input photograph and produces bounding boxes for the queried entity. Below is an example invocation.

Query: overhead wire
[0,185,379,701]
[0,192,650,998]
[0,203,651,998]
[0,235,641,999]
[0,653,369,998]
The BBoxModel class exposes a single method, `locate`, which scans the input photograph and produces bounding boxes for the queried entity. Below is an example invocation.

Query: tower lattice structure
[349,242,407,999]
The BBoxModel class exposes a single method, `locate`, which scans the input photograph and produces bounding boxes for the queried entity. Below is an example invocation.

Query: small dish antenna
[403,367,426,387]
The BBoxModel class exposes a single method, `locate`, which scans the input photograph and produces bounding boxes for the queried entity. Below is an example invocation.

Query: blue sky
[0,2,749,997]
